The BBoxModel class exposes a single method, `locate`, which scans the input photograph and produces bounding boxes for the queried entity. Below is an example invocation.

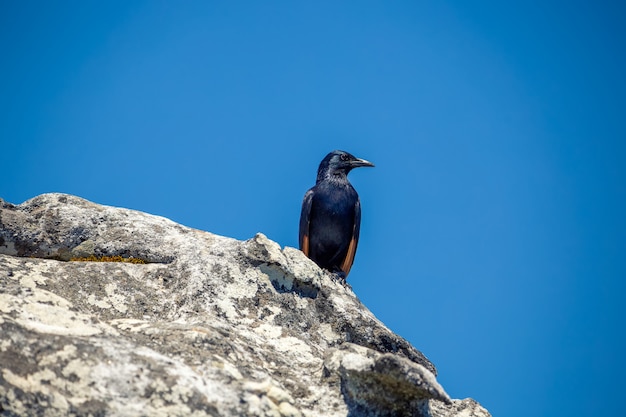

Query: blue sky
[2,1,625,415]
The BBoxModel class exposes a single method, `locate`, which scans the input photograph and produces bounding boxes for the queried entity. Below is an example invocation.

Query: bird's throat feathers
[317,169,349,184]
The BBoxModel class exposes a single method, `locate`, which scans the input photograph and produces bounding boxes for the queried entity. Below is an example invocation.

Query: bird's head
[316,150,374,182]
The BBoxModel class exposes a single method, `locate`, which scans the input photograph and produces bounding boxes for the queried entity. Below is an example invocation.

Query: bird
[299,150,374,278]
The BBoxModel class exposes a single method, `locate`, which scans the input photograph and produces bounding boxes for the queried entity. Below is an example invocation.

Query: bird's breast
[309,186,357,242]
[312,186,356,217]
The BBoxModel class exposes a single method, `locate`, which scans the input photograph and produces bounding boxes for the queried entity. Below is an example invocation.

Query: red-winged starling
[299,150,374,278]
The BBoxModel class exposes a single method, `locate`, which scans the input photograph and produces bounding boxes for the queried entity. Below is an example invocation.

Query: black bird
[299,150,374,278]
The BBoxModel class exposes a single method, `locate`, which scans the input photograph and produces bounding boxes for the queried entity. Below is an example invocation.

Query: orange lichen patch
[70,255,147,264]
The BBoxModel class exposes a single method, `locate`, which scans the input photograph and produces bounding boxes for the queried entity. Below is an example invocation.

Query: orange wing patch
[301,234,310,257]
[340,236,357,276]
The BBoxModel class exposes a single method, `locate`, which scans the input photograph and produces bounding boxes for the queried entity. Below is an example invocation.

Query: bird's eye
[340,154,349,161]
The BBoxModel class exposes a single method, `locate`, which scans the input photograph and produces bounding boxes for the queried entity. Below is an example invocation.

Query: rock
[323,343,451,416]
[0,193,491,417]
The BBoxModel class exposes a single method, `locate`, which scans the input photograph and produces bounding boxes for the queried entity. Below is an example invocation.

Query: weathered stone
[0,193,490,417]
[323,343,451,416]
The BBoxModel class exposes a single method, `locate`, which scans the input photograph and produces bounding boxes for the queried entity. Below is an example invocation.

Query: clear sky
[1,2,624,415]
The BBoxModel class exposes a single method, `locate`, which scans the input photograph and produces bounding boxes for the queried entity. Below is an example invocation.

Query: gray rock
[0,193,491,417]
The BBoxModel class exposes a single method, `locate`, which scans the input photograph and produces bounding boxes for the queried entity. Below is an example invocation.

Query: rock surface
[0,193,490,417]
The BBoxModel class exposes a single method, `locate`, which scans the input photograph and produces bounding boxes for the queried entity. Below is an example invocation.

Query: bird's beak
[350,158,375,168]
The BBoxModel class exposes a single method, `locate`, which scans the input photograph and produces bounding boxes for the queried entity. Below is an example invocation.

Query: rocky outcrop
[0,193,490,417]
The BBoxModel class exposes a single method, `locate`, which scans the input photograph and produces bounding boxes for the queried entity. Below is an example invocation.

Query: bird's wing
[340,198,361,276]
[299,189,314,256]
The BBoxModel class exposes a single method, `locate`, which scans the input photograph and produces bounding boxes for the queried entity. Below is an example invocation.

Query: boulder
[0,193,490,417]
